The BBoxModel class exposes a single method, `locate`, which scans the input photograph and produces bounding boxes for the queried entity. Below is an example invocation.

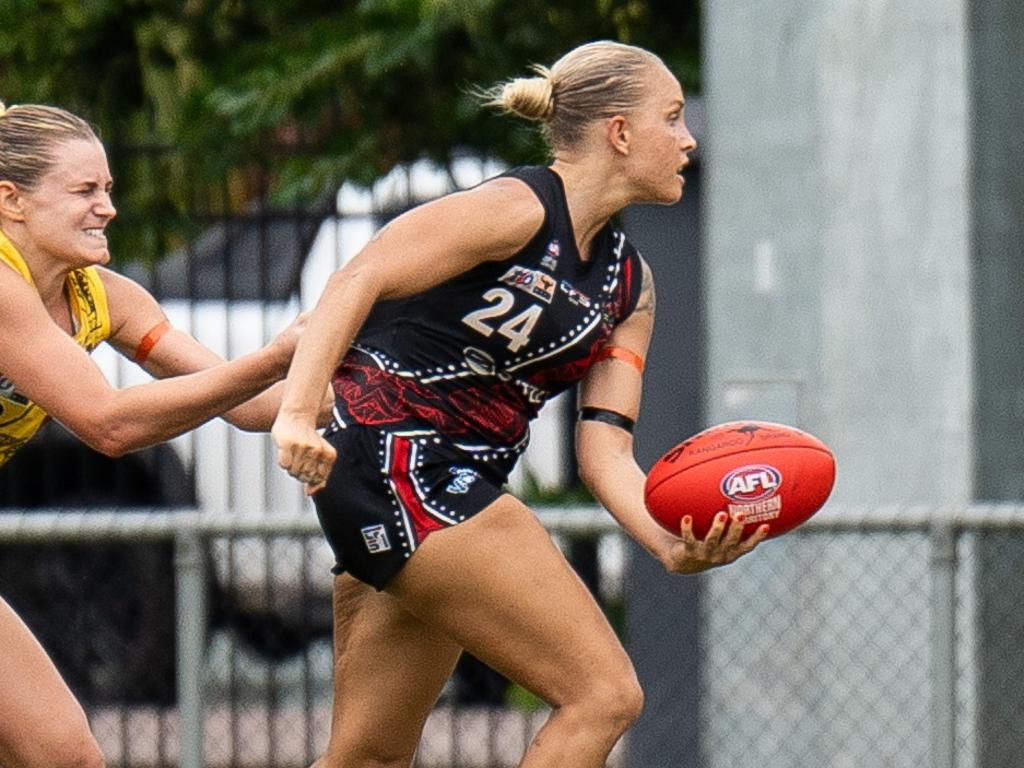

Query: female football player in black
[273,41,769,768]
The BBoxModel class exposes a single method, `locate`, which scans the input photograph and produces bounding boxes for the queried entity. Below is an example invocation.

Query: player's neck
[549,161,625,261]
[0,225,71,304]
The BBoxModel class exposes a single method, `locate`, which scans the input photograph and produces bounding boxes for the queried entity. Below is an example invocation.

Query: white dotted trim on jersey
[353,344,474,386]
[348,353,531,459]
[350,233,626,385]
[351,344,551,415]
[506,230,626,373]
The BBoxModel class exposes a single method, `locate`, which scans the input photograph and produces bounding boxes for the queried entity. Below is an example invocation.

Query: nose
[679,120,697,154]
[95,191,116,220]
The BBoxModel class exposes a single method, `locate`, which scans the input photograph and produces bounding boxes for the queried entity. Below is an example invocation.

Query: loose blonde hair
[0,102,99,190]
[483,41,665,151]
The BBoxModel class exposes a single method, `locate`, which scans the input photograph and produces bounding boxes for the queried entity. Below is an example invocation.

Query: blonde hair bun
[489,65,555,122]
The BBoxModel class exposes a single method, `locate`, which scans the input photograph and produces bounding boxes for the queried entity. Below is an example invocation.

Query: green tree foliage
[0,0,700,262]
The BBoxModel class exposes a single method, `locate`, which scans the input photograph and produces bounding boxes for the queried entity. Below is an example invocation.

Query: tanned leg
[0,596,105,768]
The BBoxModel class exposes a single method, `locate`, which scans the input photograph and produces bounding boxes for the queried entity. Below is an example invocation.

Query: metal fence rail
[2,505,1024,768]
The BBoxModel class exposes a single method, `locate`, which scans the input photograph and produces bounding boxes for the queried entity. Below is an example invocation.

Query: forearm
[141,329,287,431]
[220,383,334,431]
[578,436,678,566]
[579,428,770,575]
[78,348,286,455]
[279,269,377,423]
[221,382,286,431]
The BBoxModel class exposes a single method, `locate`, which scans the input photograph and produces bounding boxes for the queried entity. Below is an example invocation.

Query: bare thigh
[0,596,98,768]
[387,494,635,709]
[320,575,464,765]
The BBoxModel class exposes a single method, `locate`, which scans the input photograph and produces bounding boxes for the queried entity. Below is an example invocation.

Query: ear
[0,181,26,223]
[605,115,631,157]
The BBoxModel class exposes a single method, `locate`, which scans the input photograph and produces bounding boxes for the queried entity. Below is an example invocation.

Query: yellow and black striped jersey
[0,230,112,466]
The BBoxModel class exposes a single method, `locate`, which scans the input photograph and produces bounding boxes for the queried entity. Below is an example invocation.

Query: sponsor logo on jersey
[720,465,782,502]
[559,280,592,308]
[499,266,556,304]
[446,466,480,494]
[541,239,561,271]
[361,524,392,554]
[69,270,102,340]
[463,346,498,376]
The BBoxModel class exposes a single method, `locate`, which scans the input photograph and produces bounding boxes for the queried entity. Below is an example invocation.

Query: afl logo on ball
[721,465,782,502]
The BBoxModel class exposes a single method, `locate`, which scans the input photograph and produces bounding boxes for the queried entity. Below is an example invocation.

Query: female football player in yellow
[0,101,317,768]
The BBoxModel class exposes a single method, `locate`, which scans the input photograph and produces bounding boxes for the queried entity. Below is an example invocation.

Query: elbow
[73,416,144,458]
[575,431,633,491]
[576,453,602,495]
[331,262,387,302]
[85,431,137,458]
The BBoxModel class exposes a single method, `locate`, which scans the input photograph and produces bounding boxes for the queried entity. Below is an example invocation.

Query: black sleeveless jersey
[331,165,644,477]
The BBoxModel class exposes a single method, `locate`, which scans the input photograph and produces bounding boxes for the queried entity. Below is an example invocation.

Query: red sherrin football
[644,421,836,540]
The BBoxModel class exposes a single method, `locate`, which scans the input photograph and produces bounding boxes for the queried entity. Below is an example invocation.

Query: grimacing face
[12,137,116,268]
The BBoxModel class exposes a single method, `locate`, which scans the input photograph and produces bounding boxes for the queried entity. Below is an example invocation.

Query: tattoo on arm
[636,261,656,317]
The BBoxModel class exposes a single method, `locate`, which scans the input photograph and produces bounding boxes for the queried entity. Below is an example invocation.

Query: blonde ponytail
[481,41,664,151]
[484,65,555,122]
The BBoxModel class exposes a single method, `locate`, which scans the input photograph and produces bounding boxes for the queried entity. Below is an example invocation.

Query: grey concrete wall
[970,0,1024,500]
[696,3,976,768]
[703,0,973,506]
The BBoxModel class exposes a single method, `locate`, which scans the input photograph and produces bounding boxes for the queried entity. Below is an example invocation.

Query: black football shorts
[313,423,508,590]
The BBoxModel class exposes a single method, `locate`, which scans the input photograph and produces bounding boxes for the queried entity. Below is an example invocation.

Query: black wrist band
[578,407,636,434]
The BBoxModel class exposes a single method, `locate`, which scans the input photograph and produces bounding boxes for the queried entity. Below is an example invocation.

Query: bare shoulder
[0,260,44,321]
[95,265,149,298]
[95,266,163,309]
[407,176,545,254]
[459,175,543,216]
[94,266,166,341]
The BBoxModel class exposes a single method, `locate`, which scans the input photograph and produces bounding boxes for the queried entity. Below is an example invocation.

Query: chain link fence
[2,506,1024,767]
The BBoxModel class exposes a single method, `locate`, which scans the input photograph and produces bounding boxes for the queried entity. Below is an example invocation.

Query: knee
[577,666,645,732]
[602,670,645,728]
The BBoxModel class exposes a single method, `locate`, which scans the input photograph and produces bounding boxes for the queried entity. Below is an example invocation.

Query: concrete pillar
[703,0,973,506]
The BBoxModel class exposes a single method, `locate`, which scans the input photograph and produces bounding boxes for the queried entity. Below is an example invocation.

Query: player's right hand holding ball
[662,511,769,574]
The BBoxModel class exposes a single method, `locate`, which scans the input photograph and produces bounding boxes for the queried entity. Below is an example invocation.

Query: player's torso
[0,240,111,466]
[333,166,642,456]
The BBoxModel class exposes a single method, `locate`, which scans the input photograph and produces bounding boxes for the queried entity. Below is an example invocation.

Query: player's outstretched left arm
[100,268,333,430]
[575,259,766,574]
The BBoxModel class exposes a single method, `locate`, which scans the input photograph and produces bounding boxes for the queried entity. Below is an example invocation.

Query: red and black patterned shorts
[313,424,510,590]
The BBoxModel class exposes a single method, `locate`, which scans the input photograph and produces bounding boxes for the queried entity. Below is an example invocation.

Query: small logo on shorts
[446,467,480,494]
[361,524,392,554]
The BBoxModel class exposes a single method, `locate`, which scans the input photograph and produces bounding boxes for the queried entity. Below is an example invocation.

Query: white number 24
[461,288,543,353]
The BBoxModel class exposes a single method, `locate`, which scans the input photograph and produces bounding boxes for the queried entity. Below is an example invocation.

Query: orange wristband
[595,346,644,374]
[133,320,171,364]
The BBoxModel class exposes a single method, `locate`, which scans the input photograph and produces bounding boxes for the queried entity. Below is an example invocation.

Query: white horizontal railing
[3,503,1023,768]
[0,505,620,540]
[3,503,1024,543]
